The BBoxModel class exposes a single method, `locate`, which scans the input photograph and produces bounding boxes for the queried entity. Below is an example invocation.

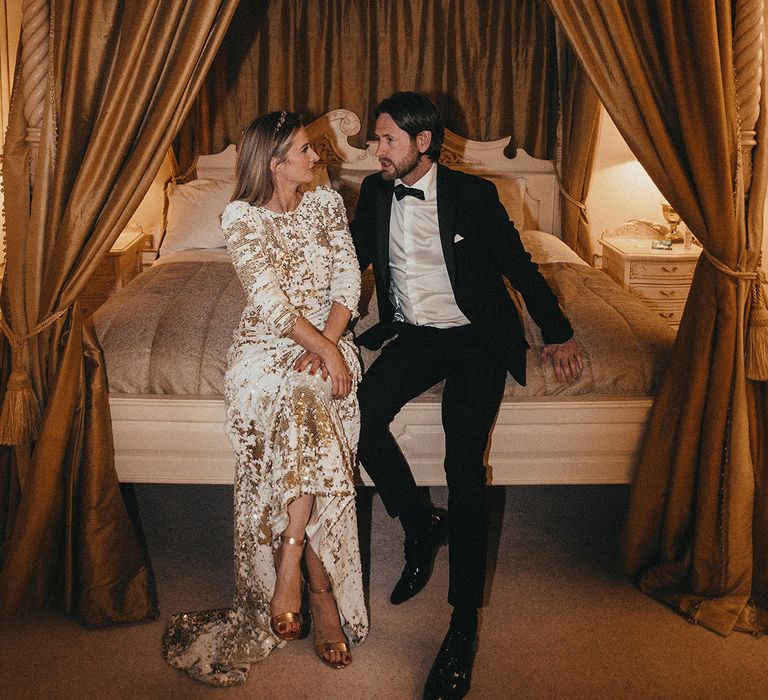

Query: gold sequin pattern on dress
[162,187,367,686]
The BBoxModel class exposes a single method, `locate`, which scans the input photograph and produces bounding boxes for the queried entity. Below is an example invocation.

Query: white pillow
[486,176,526,227]
[520,230,588,266]
[159,178,234,257]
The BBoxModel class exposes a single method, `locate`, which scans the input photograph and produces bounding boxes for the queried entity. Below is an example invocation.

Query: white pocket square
[453,234,465,243]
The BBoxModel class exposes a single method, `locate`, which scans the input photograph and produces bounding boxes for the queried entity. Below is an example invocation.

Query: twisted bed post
[20,0,48,189]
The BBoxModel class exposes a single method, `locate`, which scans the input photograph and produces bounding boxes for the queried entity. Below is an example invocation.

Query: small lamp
[660,203,681,242]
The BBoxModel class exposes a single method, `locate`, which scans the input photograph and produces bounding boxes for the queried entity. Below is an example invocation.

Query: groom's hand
[540,338,584,384]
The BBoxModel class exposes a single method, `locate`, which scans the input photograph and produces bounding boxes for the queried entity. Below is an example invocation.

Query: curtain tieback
[554,168,587,212]
[0,306,70,445]
[702,249,768,381]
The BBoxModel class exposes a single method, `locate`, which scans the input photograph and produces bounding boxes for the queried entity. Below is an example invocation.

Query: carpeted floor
[2,484,766,699]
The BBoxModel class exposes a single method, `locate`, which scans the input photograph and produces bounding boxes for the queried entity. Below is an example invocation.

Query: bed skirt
[110,394,652,485]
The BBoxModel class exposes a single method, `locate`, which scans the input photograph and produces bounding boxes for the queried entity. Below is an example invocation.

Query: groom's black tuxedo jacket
[349,163,573,385]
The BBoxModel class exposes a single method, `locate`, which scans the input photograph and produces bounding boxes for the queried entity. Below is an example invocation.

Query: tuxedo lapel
[375,178,394,301]
[436,165,457,287]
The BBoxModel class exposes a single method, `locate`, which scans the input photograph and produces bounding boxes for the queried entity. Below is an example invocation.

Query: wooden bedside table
[600,237,702,329]
[80,228,149,317]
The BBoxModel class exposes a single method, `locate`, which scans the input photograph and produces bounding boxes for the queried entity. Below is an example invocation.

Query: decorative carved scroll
[310,134,343,164]
[439,144,479,166]
[305,109,370,166]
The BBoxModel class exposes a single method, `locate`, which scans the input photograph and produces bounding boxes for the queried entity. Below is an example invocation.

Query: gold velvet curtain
[176,0,602,260]
[0,0,239,624]
[547,0,768,635]
[175,0,561,171]
[556,30,600,262]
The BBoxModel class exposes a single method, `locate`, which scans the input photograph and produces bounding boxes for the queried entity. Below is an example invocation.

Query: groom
[350,92,583,699]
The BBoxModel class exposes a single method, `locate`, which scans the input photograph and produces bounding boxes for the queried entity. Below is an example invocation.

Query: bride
[163,110,368,686]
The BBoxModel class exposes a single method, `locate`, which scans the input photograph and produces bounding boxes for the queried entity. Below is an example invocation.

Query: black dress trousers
[357,322,507,608]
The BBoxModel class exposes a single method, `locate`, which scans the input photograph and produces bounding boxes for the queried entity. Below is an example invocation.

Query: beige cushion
[159,178,234,257]
[485,175,526,226]
[159,168,330,257]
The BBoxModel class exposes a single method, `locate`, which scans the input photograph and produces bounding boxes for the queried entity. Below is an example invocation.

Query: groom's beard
[379,145,421,182]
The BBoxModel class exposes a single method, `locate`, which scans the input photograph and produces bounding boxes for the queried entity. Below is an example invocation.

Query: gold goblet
[660,203,682,242]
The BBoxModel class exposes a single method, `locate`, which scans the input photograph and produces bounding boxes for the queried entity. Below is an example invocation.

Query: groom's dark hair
[375,91,444,161]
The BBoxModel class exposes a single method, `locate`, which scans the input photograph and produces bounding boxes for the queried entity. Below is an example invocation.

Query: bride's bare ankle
[308,586,351,668]
[270,535,307,639]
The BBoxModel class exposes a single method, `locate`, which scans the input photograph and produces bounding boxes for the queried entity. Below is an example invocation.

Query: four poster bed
[2,0,763,640]
[93,109,674,486]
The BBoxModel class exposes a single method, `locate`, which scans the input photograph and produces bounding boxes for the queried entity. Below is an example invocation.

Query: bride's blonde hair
[233,110,301,206]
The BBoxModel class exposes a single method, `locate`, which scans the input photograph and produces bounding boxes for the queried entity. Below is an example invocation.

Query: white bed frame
[111,109,652,486]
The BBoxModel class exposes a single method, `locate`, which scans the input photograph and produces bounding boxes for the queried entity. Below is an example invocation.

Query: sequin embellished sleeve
[223,204,300,338]
[323,189,361,320]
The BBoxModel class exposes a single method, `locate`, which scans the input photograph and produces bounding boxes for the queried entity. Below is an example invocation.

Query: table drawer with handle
[629,260,698,282]
[628,284,692,303]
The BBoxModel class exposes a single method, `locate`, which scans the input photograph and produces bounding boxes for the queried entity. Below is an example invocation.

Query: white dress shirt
[388,164,470,328]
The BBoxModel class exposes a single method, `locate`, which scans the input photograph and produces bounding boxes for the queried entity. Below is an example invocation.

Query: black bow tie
[393,183,425,201]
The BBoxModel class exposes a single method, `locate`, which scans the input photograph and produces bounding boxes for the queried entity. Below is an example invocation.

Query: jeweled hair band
[274,110,287,135]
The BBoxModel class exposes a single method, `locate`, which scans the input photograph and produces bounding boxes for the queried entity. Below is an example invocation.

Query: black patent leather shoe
[390,508,448,605]
[423,624,477,700]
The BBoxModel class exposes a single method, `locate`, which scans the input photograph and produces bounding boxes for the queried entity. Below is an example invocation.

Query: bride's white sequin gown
[163,187,368,686]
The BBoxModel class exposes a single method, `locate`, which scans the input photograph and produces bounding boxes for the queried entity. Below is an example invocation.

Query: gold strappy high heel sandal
[308,584,351,670]
[270,536,306,641]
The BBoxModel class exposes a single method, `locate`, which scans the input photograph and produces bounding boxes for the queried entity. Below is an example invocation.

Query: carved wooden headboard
[197,109,561,236]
